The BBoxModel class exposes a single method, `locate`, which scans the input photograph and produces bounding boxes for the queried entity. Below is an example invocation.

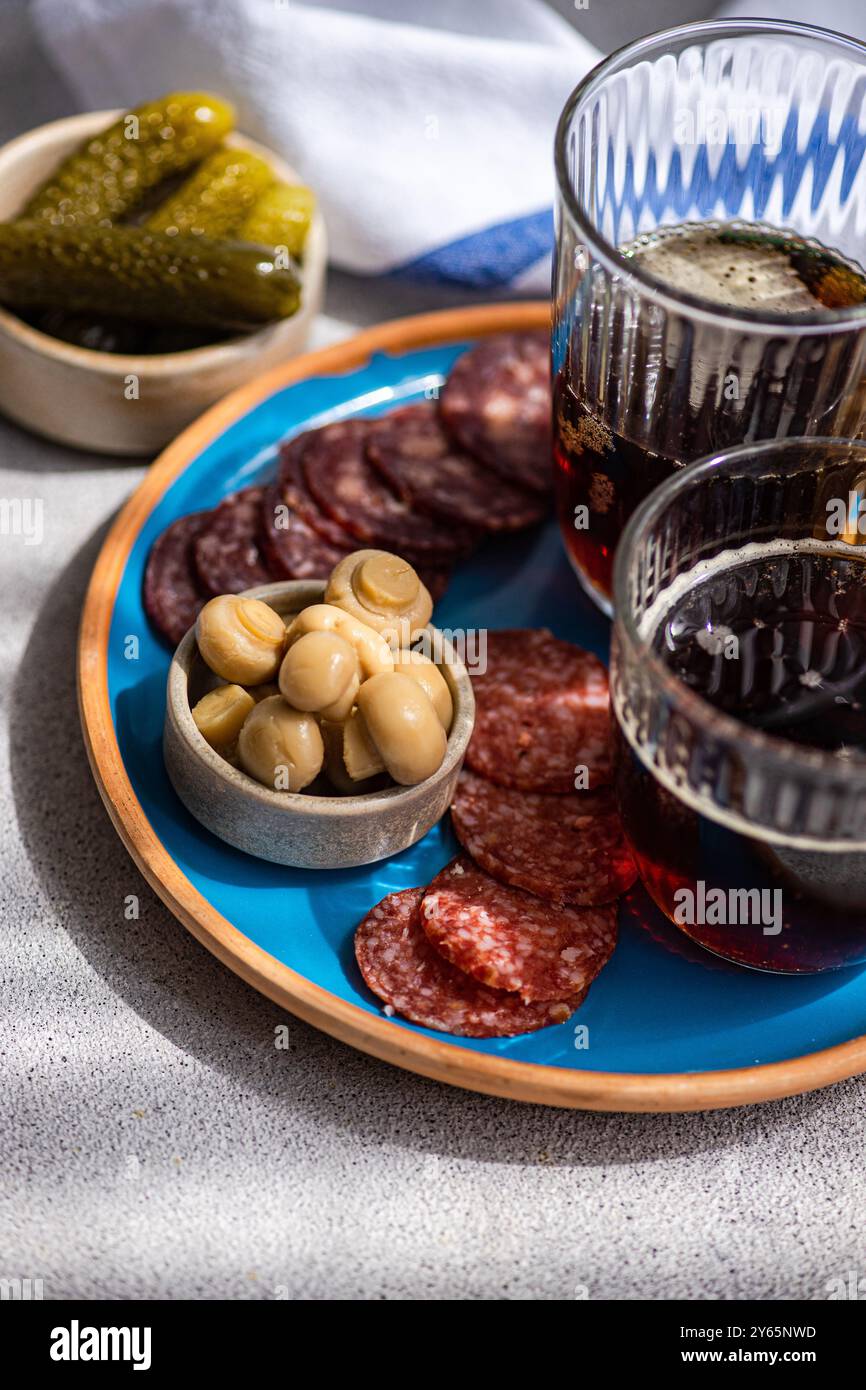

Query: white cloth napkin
[30,0,600,292]
[715,0,866,44]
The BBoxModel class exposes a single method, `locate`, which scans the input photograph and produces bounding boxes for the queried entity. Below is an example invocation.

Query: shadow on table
[9,522,857,1169]
[0,410,150,473]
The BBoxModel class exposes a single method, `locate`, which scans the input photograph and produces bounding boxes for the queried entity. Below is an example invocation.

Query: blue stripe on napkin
[391,207,553,287]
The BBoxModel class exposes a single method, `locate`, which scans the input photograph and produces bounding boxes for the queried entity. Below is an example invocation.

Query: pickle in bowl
[240,183,316,260]
[147,148,275,239]
[23,92,235,229]
[0,222,301,330]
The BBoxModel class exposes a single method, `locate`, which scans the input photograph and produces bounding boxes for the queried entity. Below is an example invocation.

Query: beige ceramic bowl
[0,111,327,455]
[163,581,476,869]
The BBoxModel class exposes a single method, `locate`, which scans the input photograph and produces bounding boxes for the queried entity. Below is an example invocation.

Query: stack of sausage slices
[355,630,637,1038]
[144,332,551,647]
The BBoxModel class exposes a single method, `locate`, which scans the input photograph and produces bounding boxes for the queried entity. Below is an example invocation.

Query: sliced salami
[278,431,357,548]
[281,431,452,596]
[355,888,582,1037]
[440,331,553,494]
[421,857,617,1002]
[144,510,211,647]
[193,486,273,597]
[260,482,352,581]
[303,418,477,559]
[467,629,613,791]
[451,770,636,905]
[366,402,546,533]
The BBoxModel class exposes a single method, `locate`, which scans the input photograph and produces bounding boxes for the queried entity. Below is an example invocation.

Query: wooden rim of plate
[78,301,866,1112]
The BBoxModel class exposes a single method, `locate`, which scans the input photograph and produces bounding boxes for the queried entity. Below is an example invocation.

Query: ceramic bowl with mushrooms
[163,551,475,868]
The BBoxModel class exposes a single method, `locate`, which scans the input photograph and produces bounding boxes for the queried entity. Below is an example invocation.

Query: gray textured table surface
[2,1,864,1303]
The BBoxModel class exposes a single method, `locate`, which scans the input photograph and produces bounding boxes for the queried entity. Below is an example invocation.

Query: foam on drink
[555,221,866,608]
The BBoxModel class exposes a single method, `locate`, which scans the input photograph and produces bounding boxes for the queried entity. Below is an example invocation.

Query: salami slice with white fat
[260,482,352,581]
[366,402,546,533]
[451,770,636,905]
[355,888,582,1036]
[466,629,613,792]
[303,418,476,558]
[193,486,273,596]
[420,857,617,1002]
[280,429,452,597]
[440,331,552,494]
[278,431,357,549]
[144,510,211,646]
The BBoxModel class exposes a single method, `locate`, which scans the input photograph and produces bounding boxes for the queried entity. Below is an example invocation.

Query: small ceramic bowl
[163,581,476,869]
[0,111,327,455]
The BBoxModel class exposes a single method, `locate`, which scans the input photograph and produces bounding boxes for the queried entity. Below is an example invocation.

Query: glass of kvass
[553,20,866,615]
[611,438,866,973]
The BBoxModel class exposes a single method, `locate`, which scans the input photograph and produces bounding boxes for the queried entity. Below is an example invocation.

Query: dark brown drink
[616,544,866,971]
[554,222,866,607]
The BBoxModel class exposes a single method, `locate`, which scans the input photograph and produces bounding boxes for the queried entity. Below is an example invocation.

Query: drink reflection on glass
[552,20,866,614]
[610,438,866,973]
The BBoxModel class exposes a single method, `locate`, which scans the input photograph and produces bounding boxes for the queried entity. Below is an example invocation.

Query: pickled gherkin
[23,93,235,229]
[0,223,300,330]
[147,148,275,238]
[240,183,315,260]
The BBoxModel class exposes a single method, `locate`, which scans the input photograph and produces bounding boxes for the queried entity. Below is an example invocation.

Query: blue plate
[84,311,866,1109]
